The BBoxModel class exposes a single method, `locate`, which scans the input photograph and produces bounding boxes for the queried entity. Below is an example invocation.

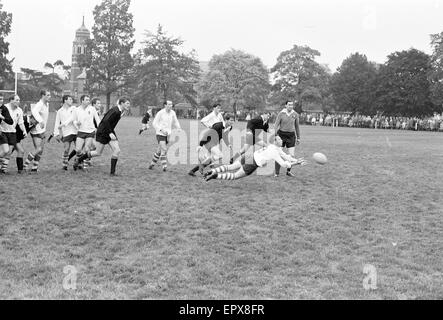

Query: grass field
[0,114,442,300]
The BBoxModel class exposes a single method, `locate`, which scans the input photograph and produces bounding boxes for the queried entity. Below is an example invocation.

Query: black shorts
[0,132,8,145]
[77,131,95,139]
[30,133,46,140]
[96,133,111,145]
[16,127,25,143]
[240,154,259,176]
[156,135,169,144]
[277,130,296,148]
[62,134,77,143]
[2,132,17,146]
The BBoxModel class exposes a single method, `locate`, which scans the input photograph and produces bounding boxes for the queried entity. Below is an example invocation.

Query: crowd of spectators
[299,112,443,131]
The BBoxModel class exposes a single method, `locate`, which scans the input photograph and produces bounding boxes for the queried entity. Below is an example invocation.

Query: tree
[197,49,270,119]
[0,1,13,89]
[18,68,64,102]
[81,0,135,111]
[44,60,71,79]
[133,25,201,107]
[270,45,330,109]
[330,53,378,114]
[429,32,443,109]
[375,48,436,116]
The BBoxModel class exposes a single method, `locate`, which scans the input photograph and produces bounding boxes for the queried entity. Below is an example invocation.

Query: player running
[72,95,101,170]
[148,101,182,172]
[23,90,51,172]
[0,95,23,173]
[205,135,307,181]
[52,95,78,170]
[74,97,131,175]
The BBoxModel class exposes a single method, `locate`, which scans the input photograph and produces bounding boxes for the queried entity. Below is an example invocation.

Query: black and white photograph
[0,0,442,304]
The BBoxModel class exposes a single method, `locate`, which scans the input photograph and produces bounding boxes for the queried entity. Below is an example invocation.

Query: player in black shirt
[139,109,152,135]
[75,97,130,175]
[230,112,271,164]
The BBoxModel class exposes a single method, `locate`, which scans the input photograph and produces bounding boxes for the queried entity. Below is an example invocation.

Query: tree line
[1,0,443,117]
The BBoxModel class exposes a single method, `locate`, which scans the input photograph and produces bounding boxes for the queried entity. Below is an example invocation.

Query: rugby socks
[110,157,118,175]
[32,154,41,171]
[214,165,229,173]
[160,154,167,170]
[0,158,5,173]
[275,162,281,175]
[16,157,23,172]
[1,158,9,172]
[217,172,236,180]
[68,150,76,161]
[24,153,35,170]
[63,151,69,169]
[150,152,160,166]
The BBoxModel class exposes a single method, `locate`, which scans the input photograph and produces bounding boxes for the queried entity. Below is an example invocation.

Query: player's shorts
[62,134,77,143]
[156,134,168,144]
[77,131,95,139]
[0,132,8,145]
[240,153,259,176]
[30,132,46,140]
[1,132,17,146]
[277,130,296,148]
[95,132,113,145]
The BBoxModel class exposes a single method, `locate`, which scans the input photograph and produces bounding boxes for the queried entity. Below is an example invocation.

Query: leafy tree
[270,45,330,108]
[44,60,71,79]
[330,53,378,114]
[81,0,135,111]
[18,68,64,102]
[0,1,13,89]
[429,32,443,109]
[133,25,201,107]
[197,49,270,119]
[375,49,436,116]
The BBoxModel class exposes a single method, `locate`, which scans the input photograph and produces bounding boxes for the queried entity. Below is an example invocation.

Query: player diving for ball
[188,103,233,176]
[204,135,307,181]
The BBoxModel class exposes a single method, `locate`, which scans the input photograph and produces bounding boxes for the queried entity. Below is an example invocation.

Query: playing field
[0,115,442,299]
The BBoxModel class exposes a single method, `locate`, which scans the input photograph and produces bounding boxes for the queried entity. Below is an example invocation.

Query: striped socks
[151,152,160,166]
[32,154,41,171]
[214,165,229,174]
[63,151,69,169]
[217,172,236,180]
[24,153,35,170]
[160,154,167,170]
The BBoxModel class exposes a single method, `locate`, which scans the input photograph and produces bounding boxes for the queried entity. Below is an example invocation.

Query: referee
[273,100,300,177]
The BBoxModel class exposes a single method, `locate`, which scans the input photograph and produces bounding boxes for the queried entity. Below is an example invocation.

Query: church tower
[70,17,90,99]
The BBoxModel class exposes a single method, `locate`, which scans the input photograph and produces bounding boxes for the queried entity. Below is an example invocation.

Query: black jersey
[96,106,122,136]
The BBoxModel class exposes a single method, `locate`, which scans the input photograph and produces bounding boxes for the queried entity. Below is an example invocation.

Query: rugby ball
[313,152,327,165]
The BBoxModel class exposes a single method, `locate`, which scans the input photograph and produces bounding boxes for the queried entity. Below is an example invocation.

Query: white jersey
[53,105,78,137]
[75,105,100,134]
[30,100,49,135]
[201,111,225,128]
[0,104,24,133]
[253,144,294,168]
[153,108,181,136]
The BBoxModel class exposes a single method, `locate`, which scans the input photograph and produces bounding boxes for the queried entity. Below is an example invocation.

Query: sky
[2,0,443,73]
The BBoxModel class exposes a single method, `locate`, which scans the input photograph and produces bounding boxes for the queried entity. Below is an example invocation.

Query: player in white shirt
[24,90,50,172]
[53,95,78,170]
[204,135,307,181]
[73,95,101,170]
[0,95,27,173]
[148,100,182,172]
[200,103,225,129]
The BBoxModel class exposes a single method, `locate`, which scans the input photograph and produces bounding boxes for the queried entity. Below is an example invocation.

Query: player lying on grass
[204,135,307,181]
